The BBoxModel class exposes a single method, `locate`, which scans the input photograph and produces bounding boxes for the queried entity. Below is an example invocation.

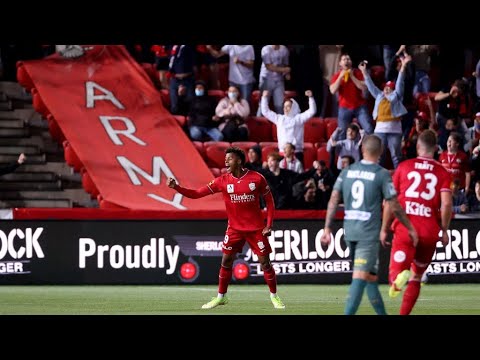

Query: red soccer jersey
[331,68,366,110]
[439,150,471,189]
[392,156,452,239]
[207,170,271,231]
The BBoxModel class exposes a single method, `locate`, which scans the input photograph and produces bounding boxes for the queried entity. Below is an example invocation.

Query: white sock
[217,293,225,298]
[270,292,276,297]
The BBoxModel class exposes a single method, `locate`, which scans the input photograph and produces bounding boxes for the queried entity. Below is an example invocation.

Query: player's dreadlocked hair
[225,146,246,166]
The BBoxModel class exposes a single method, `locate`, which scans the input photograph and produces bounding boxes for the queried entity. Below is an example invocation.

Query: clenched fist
[167,178,177,188]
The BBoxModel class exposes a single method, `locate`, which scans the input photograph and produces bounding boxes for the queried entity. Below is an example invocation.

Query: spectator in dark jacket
[186,80,223,141]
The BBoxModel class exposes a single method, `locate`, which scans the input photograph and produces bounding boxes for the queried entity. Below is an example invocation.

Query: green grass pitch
[0,284,478,315]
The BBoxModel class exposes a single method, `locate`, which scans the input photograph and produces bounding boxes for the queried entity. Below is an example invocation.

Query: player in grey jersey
[320,135,418,315]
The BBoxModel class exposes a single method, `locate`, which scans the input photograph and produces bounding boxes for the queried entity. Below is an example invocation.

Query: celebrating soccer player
[167,147,285,310]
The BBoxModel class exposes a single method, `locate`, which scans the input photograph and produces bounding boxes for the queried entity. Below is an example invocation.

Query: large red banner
[21,45,224,210]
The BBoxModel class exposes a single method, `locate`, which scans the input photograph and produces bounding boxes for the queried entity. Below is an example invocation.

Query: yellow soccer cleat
[270,294,286,309]
[389,270,411,298]
[201,296,229,309]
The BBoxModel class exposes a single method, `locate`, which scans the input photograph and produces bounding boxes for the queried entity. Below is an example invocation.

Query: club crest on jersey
[249,182,256,191]
[227,184,234,193]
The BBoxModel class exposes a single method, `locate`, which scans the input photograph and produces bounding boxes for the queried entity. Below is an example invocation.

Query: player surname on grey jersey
[333,160,397,241]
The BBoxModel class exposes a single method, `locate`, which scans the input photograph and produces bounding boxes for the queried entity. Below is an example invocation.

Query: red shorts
[223,227,272,256]
[389,226,438,284]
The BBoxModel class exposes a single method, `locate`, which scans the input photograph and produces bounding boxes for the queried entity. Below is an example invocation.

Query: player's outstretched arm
[321,189,341,246]
[167,177,212,199]
[386,197,419,247]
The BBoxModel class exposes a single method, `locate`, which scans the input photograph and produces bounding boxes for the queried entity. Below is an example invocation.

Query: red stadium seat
[251,90,261,115]
[46,114,66,144]
[63,140,83,173]
[31,88,50,118]
[284,90,297,99]
[204,141,231,148]
[370,65,385,88]
[16,61,34,92]
[218,63,229,91]
[209,167,221,177]
[260,143,279,162]
[140,63,160,88]
[231,141,258,156]
[316,145,330,164]
[205,142,231,168]
[192,141,207,161]
[81,167,99,199]
[325,119,338,139]
[172,115,186,128]
[303,142,316,170]
[271,123,277,142]
[304,117,326,143]
[160,89,170,110]
[245,117,273,142]
[208,89,226,104]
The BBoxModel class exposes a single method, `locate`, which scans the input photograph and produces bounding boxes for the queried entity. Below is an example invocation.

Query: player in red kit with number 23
[167,147,285,310]
[381,130,453,315]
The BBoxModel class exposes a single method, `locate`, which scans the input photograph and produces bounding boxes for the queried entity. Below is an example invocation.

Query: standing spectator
[257,45,291,115]
[384,44,402,81]
[329,54,373,141]
[381,130,452,315]
[215,85,250,142]
[206,45,256,106]
[474,58,480,113]
[321,135,418,315]
[405,45,438,96]
[360,55,411,169]
[318,45,343,117]
[261,90,316,164]
[168,45,196,115]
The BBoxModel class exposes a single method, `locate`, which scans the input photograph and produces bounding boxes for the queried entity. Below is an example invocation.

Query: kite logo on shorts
[393,250,406,263]
[257,241,265,250]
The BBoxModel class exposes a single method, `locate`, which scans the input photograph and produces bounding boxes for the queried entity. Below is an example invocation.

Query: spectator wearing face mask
[215,85,250,142]
[187,80,223,141]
